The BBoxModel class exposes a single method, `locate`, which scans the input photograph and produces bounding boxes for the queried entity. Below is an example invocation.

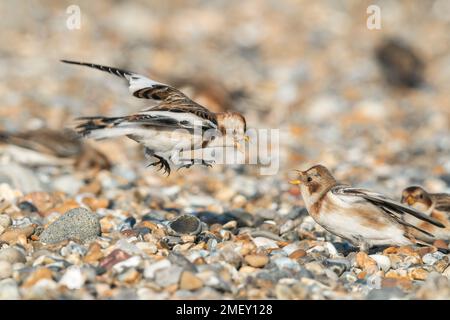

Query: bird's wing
[432,194,450,212]
[331,185,445,228]
[127,107,217,131]
[75,111,216,139]
[61,60,217,126]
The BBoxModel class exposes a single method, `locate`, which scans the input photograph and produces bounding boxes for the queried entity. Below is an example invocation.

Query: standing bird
[289,165,445,252]
[401,186,450,241]
[61,60,248,175]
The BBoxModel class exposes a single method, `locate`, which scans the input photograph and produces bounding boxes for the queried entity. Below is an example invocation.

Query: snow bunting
[289,165,445,251]
[61,60,248,175]
[0,128,110,171]
[401,186,450,241]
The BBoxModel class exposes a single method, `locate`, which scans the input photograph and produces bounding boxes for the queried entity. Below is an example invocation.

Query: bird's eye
[419,194,423,199]
[307,177,312,182]
[211,136,216,141]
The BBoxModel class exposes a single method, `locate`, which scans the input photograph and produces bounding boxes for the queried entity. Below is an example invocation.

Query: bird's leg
[177,159,195,170]
[147,154,171,176]
[144,147,155,161]
[200,159,215,167]
[177,158,215,170]
[359,242,370,253]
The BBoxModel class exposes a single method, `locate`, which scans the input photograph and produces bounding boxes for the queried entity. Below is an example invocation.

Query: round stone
[39,207,101,244]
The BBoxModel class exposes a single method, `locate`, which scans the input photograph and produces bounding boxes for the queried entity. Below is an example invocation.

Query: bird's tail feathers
[75,116,127,139]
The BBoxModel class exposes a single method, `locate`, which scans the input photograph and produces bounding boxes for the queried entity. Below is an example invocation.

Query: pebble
[168,215,203,236]
[0,215,12,228]
[324,259,349,276]
[83,242,104,264]
[288,249,307,260]
[0,225,35,244]
[273,257,300,271]
[244,254,269,268]
[0,278,20,299]
[39,207,100,244]
[144,259,172,279]
[59,266,85,290]
[113,256,141,273]
[0,247,26,264]
[409,268,429,281]
[369,254,391,272]
[355,252,378,274]
[99,249,131,270]
[135,242,158,255]
[23,267,53,288]
[252,237,279,249]
[325,242,339,257]
[0,261,12,279]
[154,265,183,287]
[179,271,204,291]
[366,287,407,300]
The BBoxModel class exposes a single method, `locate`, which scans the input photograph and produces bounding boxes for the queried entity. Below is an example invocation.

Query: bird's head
[289,164,337,205]
[216,111,249,150]
[401,186,433,212]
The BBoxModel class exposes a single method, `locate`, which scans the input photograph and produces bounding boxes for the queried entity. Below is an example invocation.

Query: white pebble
[282,243,301,256]
[144,259,171,279]
[59,266,85,290]
[325,242,339,257]
[252,237,279,249]
[422,253,438,265]
[369,254,391,272]
[113,256,141,273]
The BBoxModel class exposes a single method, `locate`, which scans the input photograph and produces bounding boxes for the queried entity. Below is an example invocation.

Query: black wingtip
[61,59,80,65]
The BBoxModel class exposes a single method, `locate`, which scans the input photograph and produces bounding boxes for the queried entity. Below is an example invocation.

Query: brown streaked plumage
[290,165,446,252]
[61,60,248,175]
[401,186,450,241]
[0,128,110,172]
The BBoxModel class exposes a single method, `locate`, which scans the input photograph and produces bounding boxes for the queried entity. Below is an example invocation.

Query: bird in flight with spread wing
[62,60,248,175]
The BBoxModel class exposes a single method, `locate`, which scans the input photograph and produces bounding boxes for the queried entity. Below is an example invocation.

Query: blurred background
[0,0,449,195]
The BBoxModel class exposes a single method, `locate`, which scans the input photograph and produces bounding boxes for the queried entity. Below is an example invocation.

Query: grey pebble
[0,261,13,280]
[0,278,20,299]
[366,287,407,300]
[39,207,101,244]
[0,247,26,264]
[154,265,183,287]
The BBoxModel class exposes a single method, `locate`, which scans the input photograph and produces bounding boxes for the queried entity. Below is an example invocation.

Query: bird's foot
[147,155,171,176]
[177,159,194,171]
[200,159,215,168]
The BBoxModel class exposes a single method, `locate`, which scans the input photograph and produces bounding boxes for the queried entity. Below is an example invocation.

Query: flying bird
[290,165,445,252]
[401,186,450,241]
[61,60,248,175]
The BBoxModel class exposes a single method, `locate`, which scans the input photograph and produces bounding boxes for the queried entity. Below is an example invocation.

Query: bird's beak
[289,169,303,185]
[405,195,415,206]
[244,135,250,142]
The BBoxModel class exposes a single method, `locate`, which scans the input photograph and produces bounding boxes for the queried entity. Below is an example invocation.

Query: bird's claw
[147,156,171,176]
[201,159,215,168]
[176,159,214,170]
[177,162,193,171]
